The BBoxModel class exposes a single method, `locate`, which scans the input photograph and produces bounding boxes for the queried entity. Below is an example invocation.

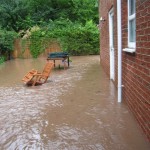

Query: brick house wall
[99,0,150,141]
[100,0,113,76]
[100,0,118,87]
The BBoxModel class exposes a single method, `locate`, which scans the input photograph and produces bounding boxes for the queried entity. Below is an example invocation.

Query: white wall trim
[123,48,135,53]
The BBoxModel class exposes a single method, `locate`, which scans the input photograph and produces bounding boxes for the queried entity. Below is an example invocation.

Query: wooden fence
[12,39,61,59]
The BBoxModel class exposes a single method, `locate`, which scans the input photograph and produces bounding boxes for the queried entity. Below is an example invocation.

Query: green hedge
[0,27,18,59]
[26,19,99,57]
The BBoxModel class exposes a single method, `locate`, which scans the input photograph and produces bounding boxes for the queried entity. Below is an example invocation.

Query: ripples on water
[0,56,149,150]
[0,56,101,149]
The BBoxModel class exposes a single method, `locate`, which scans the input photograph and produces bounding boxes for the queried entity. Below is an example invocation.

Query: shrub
[0,27,18,59]
[47,19,100,55]
[0,56,5,64]
[20,19,99,57]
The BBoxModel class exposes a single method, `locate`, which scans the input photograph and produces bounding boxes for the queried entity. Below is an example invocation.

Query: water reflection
[0,56,149,149]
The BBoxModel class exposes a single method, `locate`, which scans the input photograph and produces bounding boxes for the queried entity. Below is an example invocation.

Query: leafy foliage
[0,0,30,31]
[29,29,46,58]
[0,56,5,64]
[0,27,18,54]
[0,0,98,31]
[46,19,100,55]
[22,19,99,57]
[71,0,99,24]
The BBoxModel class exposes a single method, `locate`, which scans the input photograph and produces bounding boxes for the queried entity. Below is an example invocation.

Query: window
[128,0,136,48]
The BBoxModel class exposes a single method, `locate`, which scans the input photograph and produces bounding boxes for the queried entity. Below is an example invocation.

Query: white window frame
[128,0,136,48]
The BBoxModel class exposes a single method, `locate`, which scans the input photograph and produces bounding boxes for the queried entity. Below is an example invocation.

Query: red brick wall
[100,0,150,141]
[100,0,113,76]
[100,0,118,86]
[122,0,150,141]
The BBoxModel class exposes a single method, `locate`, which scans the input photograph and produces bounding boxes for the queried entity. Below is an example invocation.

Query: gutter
[117,0,122,102]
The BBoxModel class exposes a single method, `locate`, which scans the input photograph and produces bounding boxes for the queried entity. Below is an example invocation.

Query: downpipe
[117,0,122,102]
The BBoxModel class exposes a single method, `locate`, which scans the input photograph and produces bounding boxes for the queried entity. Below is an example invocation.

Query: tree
[0,0,30,31]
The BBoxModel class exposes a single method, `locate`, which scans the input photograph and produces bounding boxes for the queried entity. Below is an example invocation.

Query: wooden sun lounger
[22,61,54,86]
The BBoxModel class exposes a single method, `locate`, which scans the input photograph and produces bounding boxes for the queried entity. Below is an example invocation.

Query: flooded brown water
[0,56,149,150]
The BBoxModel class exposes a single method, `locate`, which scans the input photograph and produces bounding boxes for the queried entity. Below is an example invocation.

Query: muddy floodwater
[0,56,149,150]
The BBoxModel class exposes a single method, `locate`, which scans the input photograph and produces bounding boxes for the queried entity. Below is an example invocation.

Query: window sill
[123,48,135,53]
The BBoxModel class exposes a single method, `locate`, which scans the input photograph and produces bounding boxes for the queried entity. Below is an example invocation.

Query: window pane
[129,0,135,15]
[129,19,136,42]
